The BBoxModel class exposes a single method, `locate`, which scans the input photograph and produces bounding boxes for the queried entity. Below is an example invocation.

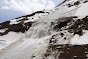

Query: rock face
[43,44,88,59]
[0,21,33,36]
[0,0,88,59]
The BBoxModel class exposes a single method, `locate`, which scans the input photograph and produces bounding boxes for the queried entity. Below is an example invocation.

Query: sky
[0,0,64,23]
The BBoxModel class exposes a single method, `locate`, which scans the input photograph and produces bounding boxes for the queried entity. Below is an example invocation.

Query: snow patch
[0,32,25,50]
[70,30,88,44]
[75,2,88,16]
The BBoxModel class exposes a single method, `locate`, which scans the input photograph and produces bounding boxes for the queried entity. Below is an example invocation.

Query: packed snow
[75,2,88,16]
[70,30,88,44]
[0,32,25,50]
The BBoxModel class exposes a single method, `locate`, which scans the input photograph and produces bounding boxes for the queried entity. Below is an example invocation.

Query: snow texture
[0,0,88,59]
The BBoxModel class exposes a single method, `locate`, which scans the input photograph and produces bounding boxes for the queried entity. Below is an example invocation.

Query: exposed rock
[74,1,80,6]
[0,21,33,36]
[68,16,88,35]
[43,44,88,59]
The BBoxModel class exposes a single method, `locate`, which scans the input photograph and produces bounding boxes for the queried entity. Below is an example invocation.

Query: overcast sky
[0,0,64,23]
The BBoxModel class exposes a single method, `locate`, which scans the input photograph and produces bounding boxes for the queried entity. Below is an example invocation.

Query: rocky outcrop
[0,22,33,36]
[43,44,88,59]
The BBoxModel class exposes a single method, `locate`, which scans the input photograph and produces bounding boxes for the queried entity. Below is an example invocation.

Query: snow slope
[75,2,88,16]
[0,0,88,59]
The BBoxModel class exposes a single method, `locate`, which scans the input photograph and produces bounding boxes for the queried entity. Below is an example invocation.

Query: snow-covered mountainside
[0,0,88,59]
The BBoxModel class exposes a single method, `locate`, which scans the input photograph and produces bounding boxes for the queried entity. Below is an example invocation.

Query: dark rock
[0,21,33,36]
[68,4,72,7]
[83,0,88,3]
[0,21,10,29]
[22,11,45,17]
[74,30,83,35]
[60,33,64,37]
[44,44,88,59]
[64,37,66,40]
[74,1,80,6]
[68,16,88,35]
[53,21,68,30]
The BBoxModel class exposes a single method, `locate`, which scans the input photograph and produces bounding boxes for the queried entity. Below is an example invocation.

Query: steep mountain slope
[0,0,88,59]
